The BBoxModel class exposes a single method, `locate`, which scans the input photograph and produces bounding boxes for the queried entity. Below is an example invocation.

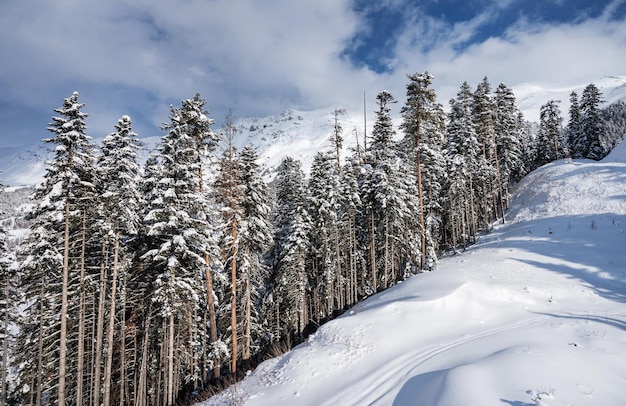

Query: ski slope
[200,142,626,405]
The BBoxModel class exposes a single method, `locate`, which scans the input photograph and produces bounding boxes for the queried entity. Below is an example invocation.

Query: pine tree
[139,95,219,404]
[0,183,15,406]
[579,83,606,160]
[308,151,341,320]
[494,83,524,203]
[237,146,273,362]
[362,90,421,291]
[567,91,583,158]
[472,77,503,226]
[271,157,311,340]
[400,72,444,268]
[97,115,143,405]
[536,100,565,167]
[444,82,481,250]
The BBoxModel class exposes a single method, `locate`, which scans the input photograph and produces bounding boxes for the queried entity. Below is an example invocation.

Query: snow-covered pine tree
[308,151,342,321]
[580,83,607,160]
[97,115,143,405]
[337,157,363,304]
[472,77,503,227]
[494,83,524,206]
[237,146,273,363]
[0,184,15,406]
[400,72,445,268]
[567,91,583,158]
[601,101,626,153]
[444,82,481,251]
[361,91,421,291]
[139,95,219,405]
[535,100,566,167]
[271,157,311,341]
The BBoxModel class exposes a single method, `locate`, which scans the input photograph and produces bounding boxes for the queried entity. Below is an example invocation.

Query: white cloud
[0,0,625,145]
[389,1,626,107]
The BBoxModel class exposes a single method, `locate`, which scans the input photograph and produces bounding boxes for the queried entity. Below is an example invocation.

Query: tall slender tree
[401,72,443,268]
[271,157,311,340]
[97,115,143,405]
[213,111,244,374]
[237,146,273,362]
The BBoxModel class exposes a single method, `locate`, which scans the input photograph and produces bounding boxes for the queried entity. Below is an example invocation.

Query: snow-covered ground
[200,143,626,405]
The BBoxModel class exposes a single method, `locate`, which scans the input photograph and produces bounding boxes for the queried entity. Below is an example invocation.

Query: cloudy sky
[1,0,625,148]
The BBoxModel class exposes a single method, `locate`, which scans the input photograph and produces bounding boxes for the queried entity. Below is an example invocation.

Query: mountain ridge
[2,76,626,187]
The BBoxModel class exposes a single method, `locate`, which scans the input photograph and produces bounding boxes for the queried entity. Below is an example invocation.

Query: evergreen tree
[535,100,566,167]
[138,95,219,405]
[579,83,606,160]
[494,83,524,200]
[271,157,311,340]
[0,184,15,406]
[97,115,143,405]
[308,151,341,320]
[400,72,444,268]
[237,146,273,362]
[362,91,421,292]
[567,91,583,158]
[472,77,502,226]
[444,82,481,250]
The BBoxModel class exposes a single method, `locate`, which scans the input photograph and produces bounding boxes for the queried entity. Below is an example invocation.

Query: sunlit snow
[200,141,626,406]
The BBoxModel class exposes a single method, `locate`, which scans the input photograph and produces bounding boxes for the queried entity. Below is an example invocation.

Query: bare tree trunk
[368,212,376,292]
[36,283,44,406]
[135,313,150,406]
[1,277,8,406]
[243,247,251,361]
[58,195,70,406]
[119,273,127,406]
[416,139,426,269]
[230,218,238,374]
[167,314,175,406]
[93,242,108,405]
[104,229,121,406]
[76,212,88,406]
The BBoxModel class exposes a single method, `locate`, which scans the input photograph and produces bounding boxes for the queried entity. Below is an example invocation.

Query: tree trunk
[58,194,70,406]
[167,314,175,406]
[230,218,238,374]
[93,242,108,405]
[243,247,251,361]
[368,211,376,292]
[36,283,44,406]
[76,212,87,406]
[104,229,121,406]
[1,277,8,406]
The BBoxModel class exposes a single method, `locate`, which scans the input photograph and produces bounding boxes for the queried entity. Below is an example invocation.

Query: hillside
[2,76,626,187]
[200,144,626,405]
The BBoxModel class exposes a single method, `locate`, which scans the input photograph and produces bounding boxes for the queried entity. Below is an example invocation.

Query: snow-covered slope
[200,144,626,405]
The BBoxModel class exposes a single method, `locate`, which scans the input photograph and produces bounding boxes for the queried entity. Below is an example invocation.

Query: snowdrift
[200,143,626,405]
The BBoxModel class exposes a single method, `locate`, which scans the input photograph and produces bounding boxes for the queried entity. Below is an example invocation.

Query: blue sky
[0,0,625,148]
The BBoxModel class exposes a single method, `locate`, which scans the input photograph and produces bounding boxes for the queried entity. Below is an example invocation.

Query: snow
[514,75,626,123]
[199,145,626,405]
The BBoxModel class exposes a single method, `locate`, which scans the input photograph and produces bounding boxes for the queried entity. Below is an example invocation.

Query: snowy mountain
[199,141,626,405]
[514,75,626,122]
[2,76,625,187]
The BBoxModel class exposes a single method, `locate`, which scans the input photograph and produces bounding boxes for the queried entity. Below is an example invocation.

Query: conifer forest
[0,73,625,405]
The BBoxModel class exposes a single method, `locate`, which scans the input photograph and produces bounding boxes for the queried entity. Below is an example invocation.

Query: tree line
[0,74,622,405]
